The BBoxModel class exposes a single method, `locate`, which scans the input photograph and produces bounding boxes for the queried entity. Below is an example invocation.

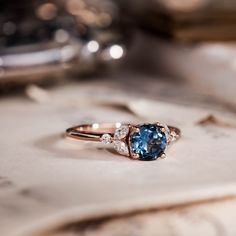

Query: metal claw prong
[133,127,140,133]
[131,153,139,160]
[160,153,166,159]
[160,127,166,133]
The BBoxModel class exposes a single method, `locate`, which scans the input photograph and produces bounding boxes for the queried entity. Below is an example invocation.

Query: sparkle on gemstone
[101,133,112,144]
[130,124,167,161]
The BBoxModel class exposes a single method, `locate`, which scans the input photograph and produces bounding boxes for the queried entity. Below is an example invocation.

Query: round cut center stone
[130,124,167,161]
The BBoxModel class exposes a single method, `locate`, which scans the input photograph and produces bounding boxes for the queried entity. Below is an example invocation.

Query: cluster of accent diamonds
[113,125,129,156]
[100,125,129,156]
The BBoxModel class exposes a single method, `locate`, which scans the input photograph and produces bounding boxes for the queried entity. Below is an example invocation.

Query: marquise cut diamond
[113,125,129,156]
[113,140,129,156]
[114,125,129,140]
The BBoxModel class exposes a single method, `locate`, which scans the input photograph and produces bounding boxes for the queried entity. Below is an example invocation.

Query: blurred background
[0,0,235,111]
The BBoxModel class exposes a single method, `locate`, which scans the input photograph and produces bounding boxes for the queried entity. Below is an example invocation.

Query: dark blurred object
[0,0,127,89]
[124,0,236,41]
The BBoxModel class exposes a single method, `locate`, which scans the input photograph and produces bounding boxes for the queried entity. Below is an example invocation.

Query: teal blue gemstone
[130,124,167,161]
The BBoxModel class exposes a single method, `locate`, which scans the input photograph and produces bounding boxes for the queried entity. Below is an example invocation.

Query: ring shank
[65,123,181,142]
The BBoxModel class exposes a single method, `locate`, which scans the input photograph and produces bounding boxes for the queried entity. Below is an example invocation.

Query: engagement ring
[65,122,181,161]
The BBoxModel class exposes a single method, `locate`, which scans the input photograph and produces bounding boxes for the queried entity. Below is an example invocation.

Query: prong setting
[157,122,172,145]
[130,153,140,160]
[160,153,166,159]
[128,123,168,161]
[133,127,140,134]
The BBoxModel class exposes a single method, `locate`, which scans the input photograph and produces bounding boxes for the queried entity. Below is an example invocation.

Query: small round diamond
[113,140,129,156]
[101,133,112,144]
[114,125,129,140]
[130,124,167,161]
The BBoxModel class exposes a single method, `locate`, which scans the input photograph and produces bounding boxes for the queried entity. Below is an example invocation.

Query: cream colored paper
[0,82,236,236]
